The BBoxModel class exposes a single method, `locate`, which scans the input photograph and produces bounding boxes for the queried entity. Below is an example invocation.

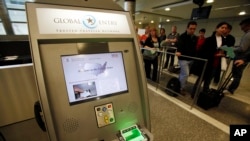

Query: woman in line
[142,27,160,82]
[192,22,229,96]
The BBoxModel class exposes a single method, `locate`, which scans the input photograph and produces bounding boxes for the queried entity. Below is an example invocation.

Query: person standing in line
[158,28,167,67]
[176,21,198,95]
[159,27,167,43]
[196,28,206,51]
[140,25,150,46]
[143,27,161,82]
[162,26,179,69]
[192,22,229,96]
[223,23,236,47]
[224,18,250,94]
[190,28,206,98]
[213,23,236,84]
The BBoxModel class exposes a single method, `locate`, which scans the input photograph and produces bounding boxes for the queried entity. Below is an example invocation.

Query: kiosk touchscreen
[26,1,152,141]
[61,52,128,105]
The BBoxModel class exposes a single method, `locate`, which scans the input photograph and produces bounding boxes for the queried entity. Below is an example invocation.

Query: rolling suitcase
[197,72,233,110]
[197,89,224,110]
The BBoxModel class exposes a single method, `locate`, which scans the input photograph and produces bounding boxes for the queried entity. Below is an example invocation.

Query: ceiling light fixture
[151,20,154,23]
[166,19,170,22]
[165,7,171,11]
[239,11,246,16]
[206,0,214,4]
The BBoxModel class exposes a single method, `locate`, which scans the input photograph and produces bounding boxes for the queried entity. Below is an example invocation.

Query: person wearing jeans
[178,59,193,93]
[176,21,198,95]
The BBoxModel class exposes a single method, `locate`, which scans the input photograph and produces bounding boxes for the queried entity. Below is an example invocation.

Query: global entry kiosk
[26,1,153,141]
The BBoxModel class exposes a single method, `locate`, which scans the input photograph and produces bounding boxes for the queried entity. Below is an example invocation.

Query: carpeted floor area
[148,88,229,141]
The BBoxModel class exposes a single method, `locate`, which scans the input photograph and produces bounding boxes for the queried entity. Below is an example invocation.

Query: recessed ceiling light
[165,7,171,11]
[206,0,214,4]
[239,11,246,15]
[166,19,170,22]
[151,20,154,23]
[139,22,142,24]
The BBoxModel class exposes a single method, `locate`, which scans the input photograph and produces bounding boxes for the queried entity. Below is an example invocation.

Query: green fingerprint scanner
[120,125,148,141]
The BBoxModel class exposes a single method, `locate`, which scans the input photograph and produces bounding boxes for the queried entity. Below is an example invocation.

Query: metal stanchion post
[190,59,207,109]
[156,46,167,90]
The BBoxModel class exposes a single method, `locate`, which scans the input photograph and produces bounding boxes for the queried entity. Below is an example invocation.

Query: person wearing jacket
[224,18,250,94]
[175,21,198,95]
[192,22,229,97]
[213,23,236,84]
[143,27,160,82]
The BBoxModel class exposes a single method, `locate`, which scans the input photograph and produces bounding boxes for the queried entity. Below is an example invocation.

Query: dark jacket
[176,31,197,60]
[224,34,235,47]
[159,34,167,44]
[144,36,160,49]
[193,32,227,77]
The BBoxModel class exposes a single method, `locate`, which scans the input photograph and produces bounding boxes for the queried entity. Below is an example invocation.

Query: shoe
[223,89,233,95]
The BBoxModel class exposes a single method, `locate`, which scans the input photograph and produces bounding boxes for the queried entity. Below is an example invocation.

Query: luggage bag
[197,72,233,110]
[165,77,180,97]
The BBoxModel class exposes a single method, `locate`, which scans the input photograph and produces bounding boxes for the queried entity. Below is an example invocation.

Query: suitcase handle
[217,72,233,93]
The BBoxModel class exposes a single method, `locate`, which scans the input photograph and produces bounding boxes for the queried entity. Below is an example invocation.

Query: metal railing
[142,45,208,109]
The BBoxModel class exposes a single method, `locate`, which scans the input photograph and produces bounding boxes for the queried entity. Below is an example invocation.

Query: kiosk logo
[82,15,97,29]
[36,8,131,34]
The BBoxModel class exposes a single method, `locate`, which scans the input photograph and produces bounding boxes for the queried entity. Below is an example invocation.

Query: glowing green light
[120,125,146,141]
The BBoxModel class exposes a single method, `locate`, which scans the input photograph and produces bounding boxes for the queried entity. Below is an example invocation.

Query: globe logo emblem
[82,15,97,29]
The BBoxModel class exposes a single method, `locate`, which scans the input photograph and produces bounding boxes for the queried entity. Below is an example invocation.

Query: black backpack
[165,77,180,97]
